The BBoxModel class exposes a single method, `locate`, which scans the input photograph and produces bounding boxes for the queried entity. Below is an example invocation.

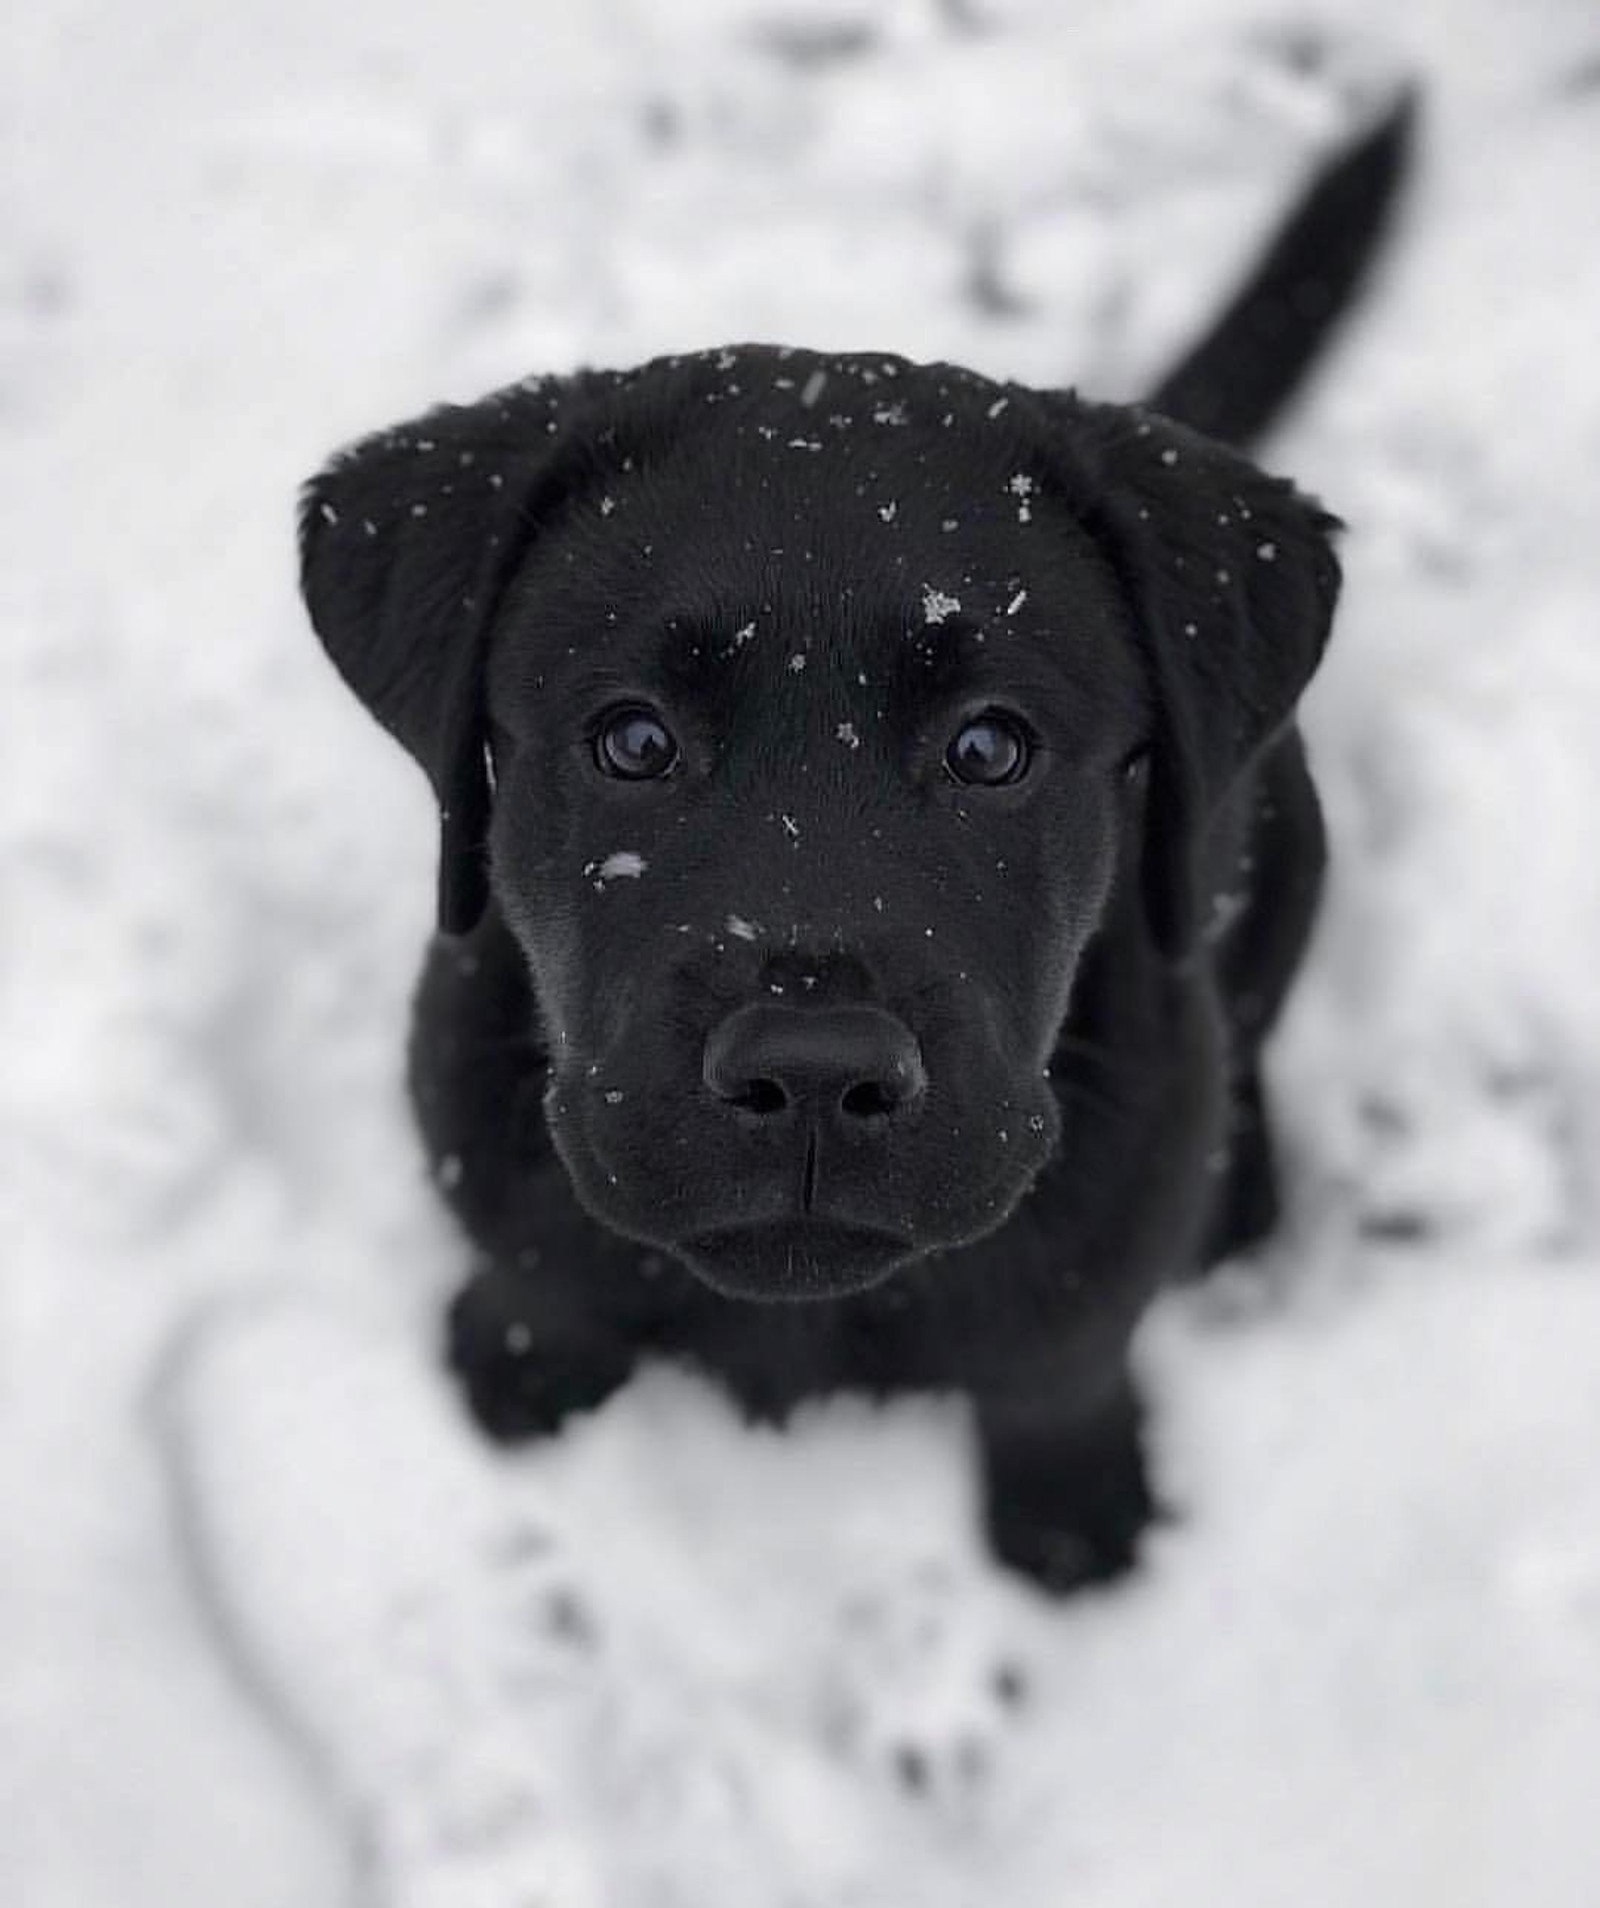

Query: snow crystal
[836,721,861,749]
[922,584,962,625]
[799,369,827,408]
[1256,541,1278,563]
[1216,568,1231,586]
[1206,891,1247,942]
[408,501,428,517]
[599,495,616,516]
[986,396,1010,419]
[726,915,760,941]
[878,501,898,524]
[788,653,807,672]
[588,851,647,885]
[1005,589,1028,617]
[317,500,338,526]
[779,814,801,840]
[1160,447,1180,467]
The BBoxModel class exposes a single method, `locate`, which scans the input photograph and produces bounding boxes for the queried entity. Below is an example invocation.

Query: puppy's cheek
[968,1075,1062,1210]
[537,1077,657,1244]
[903,1069,1061,1249]
[491,889,596,1064]
[539,1067,707,1250]
[539,1081,602,1218]
[956,816,1120,1072]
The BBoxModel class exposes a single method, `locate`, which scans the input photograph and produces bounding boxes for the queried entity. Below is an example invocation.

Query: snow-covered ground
[4,1,1599,1903]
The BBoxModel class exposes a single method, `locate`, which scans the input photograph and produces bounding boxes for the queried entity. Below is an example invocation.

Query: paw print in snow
[810,1569,1032,1811]
[364,1523,613,1908]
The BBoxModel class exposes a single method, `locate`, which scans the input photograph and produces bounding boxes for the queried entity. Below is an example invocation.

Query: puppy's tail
[1147,87,1417,447]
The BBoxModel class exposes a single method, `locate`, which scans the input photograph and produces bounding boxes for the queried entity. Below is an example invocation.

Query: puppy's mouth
[677,1219,917,1302]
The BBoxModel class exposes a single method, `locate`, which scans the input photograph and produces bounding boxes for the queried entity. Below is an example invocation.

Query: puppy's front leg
[446,1262,637,1443]
[973,1370,1161,1595]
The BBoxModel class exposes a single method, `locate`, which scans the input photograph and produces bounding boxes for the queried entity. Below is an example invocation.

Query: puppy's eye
[595,707,678,780]
[945,713,1031,787]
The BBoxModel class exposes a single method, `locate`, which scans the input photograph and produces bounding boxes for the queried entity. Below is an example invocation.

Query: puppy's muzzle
[702,1003,926,1128]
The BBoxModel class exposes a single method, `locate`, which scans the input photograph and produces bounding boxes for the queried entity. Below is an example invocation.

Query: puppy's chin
[676,1222,918,1303]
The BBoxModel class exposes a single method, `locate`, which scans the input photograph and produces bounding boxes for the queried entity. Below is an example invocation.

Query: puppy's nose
[703,1004,927,1123]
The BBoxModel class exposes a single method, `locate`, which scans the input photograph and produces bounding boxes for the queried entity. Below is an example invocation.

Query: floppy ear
[1040,394,1342,961]
[298,378,587,934]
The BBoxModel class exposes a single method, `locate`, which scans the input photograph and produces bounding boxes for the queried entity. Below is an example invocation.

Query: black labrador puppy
[300,102,1410,1593]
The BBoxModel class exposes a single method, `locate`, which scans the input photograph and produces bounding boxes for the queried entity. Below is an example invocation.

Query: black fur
[299,98,1410,1592]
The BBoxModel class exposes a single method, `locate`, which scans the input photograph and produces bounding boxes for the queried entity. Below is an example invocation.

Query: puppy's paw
[979,1381,1165,1596]
[446,1271,634,1443]
[984,1466,1159,1596]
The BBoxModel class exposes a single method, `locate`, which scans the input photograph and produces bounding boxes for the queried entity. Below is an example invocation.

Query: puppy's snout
[703,1003,927,1124]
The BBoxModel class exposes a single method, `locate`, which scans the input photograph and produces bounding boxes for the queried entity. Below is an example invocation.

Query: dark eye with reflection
[945,712,1031,787]
[595,706,679,780]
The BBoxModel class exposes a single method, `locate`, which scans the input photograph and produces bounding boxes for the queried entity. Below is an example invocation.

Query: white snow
[5,2,1600,1906]
[922,584,964,625]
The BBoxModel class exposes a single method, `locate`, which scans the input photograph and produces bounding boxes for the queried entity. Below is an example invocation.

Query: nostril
[841,1075,913,1120]
[730,1077,789,1117]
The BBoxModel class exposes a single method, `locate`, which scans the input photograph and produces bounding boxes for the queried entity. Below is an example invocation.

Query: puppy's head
[301,349,1338,1300]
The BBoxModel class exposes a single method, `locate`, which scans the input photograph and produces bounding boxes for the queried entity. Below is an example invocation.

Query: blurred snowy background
[3,1,1599,1904]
